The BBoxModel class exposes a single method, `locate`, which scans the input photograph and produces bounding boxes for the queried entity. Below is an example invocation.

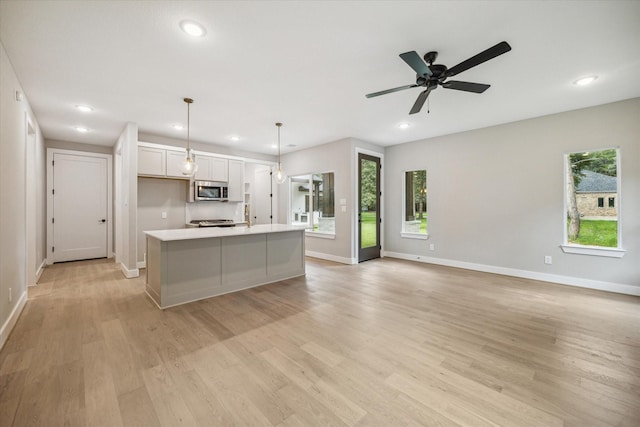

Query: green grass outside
[360,212,428,248]
[569,219,617,247]
[360,211,377,248]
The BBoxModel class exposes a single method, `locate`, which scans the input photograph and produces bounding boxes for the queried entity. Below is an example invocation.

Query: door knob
[100,219,106,223]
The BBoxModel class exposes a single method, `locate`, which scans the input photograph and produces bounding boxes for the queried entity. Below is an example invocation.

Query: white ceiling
[1,1,639,155]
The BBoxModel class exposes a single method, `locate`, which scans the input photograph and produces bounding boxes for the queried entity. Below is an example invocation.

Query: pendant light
[274,122,287,184]
[179,97,198,176]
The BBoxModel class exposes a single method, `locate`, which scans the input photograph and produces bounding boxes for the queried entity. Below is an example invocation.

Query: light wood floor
[1,257,639,426]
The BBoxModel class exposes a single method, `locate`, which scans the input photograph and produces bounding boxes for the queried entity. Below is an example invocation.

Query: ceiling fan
[366,41,512,114]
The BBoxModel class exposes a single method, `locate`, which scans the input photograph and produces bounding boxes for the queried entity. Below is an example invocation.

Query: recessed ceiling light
[230,135,240,142]
[179,20,206,37]
[75,104,93,113]
[271,144,277,149]
[172,124,184,130]
[573,75,598,86]
[75,126,88,133]
[397,122,410,129]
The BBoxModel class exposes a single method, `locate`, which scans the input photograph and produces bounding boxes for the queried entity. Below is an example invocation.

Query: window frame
[401,169,429,240]
[288,170,336,239]
[561,147,625,258]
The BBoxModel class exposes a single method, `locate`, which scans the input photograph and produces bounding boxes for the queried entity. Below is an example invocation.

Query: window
[290,172,335,236]
[562,148,624,257]
[402,169,427,238]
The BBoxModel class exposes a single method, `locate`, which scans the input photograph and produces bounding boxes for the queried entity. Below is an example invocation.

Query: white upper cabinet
[211,157,229,182]
[138,145,190,179]
[138,146,166,176]
[227,160,245,202]
[194,155,228,182]
[166,150,188,178]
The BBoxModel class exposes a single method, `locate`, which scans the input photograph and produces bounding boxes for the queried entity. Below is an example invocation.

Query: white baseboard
[34,259,47,284]
[306,250,357,265]
[120,262,140,279]
[382,251,640,296]
[136,260,146,269]
[0,290,27,352]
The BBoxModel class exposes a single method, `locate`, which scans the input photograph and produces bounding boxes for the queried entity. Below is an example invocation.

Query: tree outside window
[403,170,427,234]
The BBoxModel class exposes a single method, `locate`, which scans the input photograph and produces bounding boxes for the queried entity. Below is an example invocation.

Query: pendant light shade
[180,97,198,176]
[274,122,287,184]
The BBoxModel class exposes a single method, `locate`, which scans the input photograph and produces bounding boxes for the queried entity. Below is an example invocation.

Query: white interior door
[52,152,108,262]
[253,166,272,224]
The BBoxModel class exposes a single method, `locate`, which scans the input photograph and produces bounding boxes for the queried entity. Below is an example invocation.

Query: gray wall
[278,137,384,262]
[383,98,640,290]
[0,41,45,347]
[137,177,189,263]
[46,138,113,154]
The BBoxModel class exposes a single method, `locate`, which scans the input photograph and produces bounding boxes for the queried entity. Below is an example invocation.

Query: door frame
[46,148,113,264]
[354,148,383,263]
[25,114,38,285]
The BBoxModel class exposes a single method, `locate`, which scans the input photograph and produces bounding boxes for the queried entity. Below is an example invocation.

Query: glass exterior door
[358,153,380,262]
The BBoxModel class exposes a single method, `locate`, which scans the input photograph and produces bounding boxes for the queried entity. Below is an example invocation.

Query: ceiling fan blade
[409,88,432,115]
[366,84,418,98]
[441,80,490,93]
[400,51,432,77]
[444,41,511,78]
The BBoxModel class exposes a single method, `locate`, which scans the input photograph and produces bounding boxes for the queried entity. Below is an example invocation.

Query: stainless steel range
[189,219,236,228]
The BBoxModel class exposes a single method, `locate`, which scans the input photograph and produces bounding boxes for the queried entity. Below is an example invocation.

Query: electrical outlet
[161,212,167,219]
[544,256,552,265]
[429,243,435,251]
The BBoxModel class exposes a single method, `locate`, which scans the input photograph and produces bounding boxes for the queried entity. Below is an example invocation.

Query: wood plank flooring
[1,257,639,426]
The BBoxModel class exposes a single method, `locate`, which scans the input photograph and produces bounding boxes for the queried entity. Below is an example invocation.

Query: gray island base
[144,224,306,309]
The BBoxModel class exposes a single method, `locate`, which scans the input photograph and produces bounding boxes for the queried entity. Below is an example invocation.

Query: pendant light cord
[276,122,283,167]
[184,97,194,153]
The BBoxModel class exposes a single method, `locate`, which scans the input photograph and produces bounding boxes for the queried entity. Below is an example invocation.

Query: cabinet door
[211,157,229,182]
[166,150,188,178]
[193,155,212,181]
[227,160,245,202]
[138,146,166,176]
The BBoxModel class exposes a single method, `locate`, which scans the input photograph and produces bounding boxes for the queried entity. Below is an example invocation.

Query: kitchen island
[145,224,306,308]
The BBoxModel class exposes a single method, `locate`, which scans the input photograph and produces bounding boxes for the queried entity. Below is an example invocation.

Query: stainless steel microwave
[194,180,228,201]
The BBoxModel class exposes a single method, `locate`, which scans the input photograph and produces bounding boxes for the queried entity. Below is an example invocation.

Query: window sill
[306,231,336,240]
[560,244,626,258]
[401,232,429,240]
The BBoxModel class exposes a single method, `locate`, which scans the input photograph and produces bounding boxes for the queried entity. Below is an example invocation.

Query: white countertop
[144,224,308,242]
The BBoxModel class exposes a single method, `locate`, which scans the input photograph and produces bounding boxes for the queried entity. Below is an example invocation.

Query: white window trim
[402,168,428,237]
[306,230,336,239]
[401,232,429,240]
[562,147,623,256]
[288,171,336,236]
[560,244,625,258]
